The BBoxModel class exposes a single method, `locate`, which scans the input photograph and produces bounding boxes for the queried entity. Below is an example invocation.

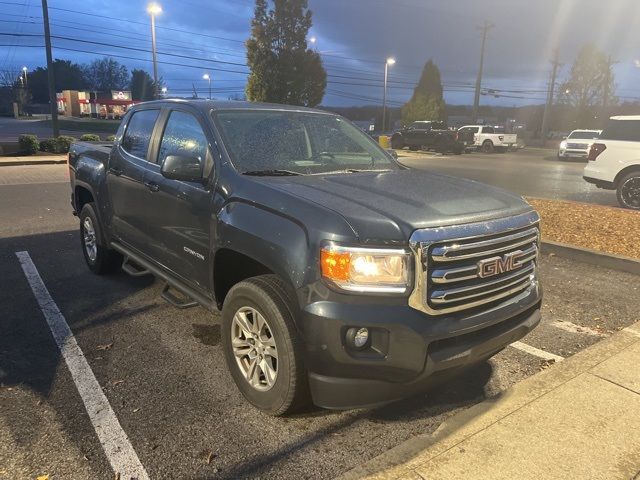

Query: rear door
[141,107,214,291]
[106,107,161,254]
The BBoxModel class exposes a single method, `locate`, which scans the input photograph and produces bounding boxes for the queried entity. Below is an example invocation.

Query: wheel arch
[614,164,640,187]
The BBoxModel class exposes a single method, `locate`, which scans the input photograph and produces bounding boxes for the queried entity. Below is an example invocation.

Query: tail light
[588,143,606,161]
[454,132,459,141]
[498,135,504,141]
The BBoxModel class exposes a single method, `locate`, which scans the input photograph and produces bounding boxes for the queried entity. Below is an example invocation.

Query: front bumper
[559,150,588,158]
[296,282,541,409]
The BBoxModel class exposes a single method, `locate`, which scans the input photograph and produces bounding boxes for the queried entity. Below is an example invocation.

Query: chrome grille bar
[432,245,537,284]
[407,211,541,316]
[431,227,538,262]
[431,264,534,304]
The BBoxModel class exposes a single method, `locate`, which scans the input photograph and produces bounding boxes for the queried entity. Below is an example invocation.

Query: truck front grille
[408,212,540,316]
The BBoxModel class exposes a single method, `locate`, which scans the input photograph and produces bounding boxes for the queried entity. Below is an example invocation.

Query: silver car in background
[558,129,602,160]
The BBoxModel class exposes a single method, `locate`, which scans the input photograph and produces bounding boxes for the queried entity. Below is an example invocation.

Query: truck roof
[132,98,331,115]
[610,115,640,121]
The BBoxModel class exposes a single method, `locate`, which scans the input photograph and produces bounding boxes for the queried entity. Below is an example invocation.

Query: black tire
[221,274,310,416]
[390,136,404,150]
[616,171,640,210]
[79,203,122,274]
[482,140,494,153]
[409,145,419,151]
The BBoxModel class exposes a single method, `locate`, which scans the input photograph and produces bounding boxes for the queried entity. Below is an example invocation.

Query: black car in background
[391,121,463,153]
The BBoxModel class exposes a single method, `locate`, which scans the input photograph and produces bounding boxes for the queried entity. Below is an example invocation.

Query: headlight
[560,140,567,149]
[320,245,411,293]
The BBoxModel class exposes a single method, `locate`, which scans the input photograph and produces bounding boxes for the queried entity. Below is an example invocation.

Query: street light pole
[203,73,211,99]
[22,66,28,89]
[382,57,395,133]
[41,0,59,137]
[147,3,162,98]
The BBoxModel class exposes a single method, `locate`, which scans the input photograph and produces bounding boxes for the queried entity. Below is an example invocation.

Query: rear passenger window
[601,120,640,142]
[483,126,494,134]
[121,109,160,160]
[158,111,208,165]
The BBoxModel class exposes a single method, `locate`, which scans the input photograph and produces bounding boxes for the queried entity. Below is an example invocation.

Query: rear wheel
[482,140,494,153]
[616,172,640,210]
[79,203,122,274]
[221,275,310,416]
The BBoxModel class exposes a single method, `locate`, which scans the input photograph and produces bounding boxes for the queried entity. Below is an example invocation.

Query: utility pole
[540,49,561,146]
[472,20,494,123]
[41,0,59,137]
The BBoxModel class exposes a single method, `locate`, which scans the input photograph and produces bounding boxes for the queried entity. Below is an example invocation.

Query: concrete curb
[541,240,640,276]
[338,320,640,480]
[0,156,67,167]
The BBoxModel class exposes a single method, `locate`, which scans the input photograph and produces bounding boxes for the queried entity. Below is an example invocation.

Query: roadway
[397,148,618,207]
[1,164,637,479]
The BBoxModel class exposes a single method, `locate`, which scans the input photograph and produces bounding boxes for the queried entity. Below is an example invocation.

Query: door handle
[109,167,123,176]
[144,181,160,193]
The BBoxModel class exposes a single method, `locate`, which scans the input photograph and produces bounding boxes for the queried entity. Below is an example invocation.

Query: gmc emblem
[477,250,525,278]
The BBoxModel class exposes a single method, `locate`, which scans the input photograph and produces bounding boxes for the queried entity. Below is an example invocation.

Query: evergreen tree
[401,60,446,125]
[246,0,326,107]
[130,69,161,100]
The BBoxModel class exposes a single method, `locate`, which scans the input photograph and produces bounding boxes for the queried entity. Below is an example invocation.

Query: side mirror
[386,149,398,159]
[161,154,204,182]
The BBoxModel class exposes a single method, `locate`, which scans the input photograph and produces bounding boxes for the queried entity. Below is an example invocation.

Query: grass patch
[528,198,640,259]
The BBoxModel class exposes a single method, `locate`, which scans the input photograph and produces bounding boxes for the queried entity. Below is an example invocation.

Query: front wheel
[221,275,310,416]
[79,203,122,274]
[616,172,640,210]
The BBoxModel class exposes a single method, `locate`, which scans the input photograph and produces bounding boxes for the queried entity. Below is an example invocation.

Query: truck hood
[261,169,534,243]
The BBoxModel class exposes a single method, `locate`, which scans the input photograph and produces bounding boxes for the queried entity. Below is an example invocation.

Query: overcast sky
[2,0,640,106]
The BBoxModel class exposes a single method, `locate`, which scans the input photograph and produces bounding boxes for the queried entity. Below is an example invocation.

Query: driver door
[142,108,215,292]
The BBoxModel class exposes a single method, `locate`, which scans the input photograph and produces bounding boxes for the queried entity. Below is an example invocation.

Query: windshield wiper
[310,168,393,175]
[242,169,302,176]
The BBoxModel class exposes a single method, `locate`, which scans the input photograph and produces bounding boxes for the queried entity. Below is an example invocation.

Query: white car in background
[457,125,518,153]
[583,116,640,210]
[558,129,601,160]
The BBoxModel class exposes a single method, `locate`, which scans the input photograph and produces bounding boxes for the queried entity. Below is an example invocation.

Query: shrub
[56,136,76,154]
[18,134,39,155]
[106,134,116,142]
[39,138,58,153]
[80,133,101,142]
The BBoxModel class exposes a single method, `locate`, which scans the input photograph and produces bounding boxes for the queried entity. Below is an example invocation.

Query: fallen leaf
[37,475,49,480]
[207,451,214,464]
[96,342,114,351]
[133,408,140,413]
[110,379,125,386]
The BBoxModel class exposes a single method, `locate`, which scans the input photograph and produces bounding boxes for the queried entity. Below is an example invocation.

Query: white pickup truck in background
[458,125,518,153]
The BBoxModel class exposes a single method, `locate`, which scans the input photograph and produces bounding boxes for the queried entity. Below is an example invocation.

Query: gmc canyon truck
[390,121,463,153]
[69,100,542,415]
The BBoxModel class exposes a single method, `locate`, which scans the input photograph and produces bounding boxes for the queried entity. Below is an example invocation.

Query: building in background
[57,90,138,119]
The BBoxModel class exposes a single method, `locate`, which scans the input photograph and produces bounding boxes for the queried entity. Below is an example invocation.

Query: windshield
[568,131,599,139]
[213,110,398,175]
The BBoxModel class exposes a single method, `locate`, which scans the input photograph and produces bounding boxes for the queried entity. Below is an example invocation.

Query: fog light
[346,327,370,350]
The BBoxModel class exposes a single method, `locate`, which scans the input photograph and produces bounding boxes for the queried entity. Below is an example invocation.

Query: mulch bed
[528,198,640,259]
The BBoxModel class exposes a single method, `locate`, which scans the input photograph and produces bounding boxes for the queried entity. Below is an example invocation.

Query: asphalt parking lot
[1,164,639,479]
[398,148,619,207]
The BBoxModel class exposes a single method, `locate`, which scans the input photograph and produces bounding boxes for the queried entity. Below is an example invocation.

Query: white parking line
[510,341,565,362]
[550,320,607,337]
[15,251,149,480]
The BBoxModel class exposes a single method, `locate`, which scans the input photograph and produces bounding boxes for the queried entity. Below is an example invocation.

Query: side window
[601,120,640,142]
[158,111,208,165]
[483,126,494,134]
[121,109,160,160]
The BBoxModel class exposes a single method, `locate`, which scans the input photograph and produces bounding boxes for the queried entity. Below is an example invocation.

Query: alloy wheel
[231,307,278,391]
[83,217,97,262]
[620,176,640,209]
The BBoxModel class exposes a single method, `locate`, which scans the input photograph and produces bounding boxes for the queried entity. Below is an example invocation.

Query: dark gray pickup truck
[69,99,541,415]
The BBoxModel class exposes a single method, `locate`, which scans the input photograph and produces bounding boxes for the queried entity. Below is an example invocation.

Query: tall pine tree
[401,60,446,124]
[246,0,326,107]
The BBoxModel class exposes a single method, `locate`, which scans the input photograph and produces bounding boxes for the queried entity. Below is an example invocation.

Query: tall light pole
[203,73,211,100]
[382,57,395,133]
[147,3,162,98]
[22,66,28,89]
[41,0,59,136]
